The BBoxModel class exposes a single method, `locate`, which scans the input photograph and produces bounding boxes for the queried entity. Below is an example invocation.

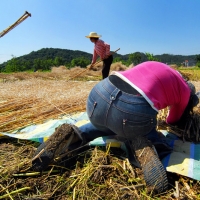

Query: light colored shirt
[111,61,190,124]
[92,39,110,64]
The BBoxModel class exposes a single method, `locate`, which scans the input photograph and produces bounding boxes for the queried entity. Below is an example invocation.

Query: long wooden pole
[0,11,31,38]
[67,48,120,81]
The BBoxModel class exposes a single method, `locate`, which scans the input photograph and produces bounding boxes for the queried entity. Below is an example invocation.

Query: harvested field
[0,63,128,132]
[0,79,96,132]
[1,68,200,199]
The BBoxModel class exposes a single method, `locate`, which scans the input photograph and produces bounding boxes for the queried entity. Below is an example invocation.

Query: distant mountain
[155,54,196,66]
[0,48,93,67]
[25,48,93,62]
[0,48,124,72]
[0,48,197,72]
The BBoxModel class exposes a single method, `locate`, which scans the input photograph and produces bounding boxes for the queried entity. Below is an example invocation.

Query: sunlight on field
[179,67,200,81]
[0,65,200,133]
[0,63,128,132]
[1,65,200,199]
[0,79,97,132]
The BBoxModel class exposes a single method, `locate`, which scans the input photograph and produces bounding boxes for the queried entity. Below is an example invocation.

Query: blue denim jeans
[86,78,158,140]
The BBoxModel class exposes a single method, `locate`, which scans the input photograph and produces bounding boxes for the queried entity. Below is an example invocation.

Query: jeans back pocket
[122,116,156,138]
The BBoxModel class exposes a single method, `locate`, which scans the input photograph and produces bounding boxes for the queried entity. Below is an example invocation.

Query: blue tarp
[1,112,200,181]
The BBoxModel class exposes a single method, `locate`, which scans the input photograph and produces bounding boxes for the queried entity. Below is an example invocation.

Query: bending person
[86,61,199,145]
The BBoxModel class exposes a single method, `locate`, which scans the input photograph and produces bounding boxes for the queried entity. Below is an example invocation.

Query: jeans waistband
[101,77,149,104]
[109,75,141,95]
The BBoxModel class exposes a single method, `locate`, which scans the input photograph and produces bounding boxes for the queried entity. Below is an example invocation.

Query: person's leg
[102,55,113,79]
[146,128,173,159]
[78,122,115,142]
[87,78,169,192]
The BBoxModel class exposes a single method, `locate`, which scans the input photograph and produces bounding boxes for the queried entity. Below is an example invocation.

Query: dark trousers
[102,55,113,79]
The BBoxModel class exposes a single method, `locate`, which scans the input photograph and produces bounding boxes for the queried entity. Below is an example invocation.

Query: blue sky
[0,0,200,64]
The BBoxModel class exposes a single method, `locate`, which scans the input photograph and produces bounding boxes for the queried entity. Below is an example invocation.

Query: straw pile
[157,108,200,143]
[110,62,127,71]
[1,138,200,199]
[51,66,68,73]
[157,79,200,144]
[0,78,96,132]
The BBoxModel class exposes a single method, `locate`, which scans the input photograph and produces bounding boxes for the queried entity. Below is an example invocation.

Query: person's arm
[91,49,98,65]
[88,49,98,70]
[166,98,189,124]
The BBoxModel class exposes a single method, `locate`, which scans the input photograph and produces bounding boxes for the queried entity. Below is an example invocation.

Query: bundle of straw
[157,109,200,143]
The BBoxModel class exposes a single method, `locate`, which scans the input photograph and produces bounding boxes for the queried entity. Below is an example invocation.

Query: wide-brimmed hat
[85,32,101,38]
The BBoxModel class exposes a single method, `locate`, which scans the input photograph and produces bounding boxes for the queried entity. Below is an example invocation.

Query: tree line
[0,48,199,73]
[2,56,92,73]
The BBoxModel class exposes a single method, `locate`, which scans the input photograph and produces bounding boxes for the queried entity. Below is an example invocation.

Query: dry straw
[0,63,128,132]
[1,68,200,199]
[0,75,96,132]
[0,142,198,199]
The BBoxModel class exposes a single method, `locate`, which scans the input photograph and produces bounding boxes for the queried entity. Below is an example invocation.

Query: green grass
[179,67,200,81]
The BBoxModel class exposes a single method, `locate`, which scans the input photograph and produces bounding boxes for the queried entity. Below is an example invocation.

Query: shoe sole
[32,123,80,171]
[132,136,168,193]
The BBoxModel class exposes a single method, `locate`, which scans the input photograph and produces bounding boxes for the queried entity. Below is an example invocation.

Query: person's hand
[103,54,110,60]
[87,64,93,70]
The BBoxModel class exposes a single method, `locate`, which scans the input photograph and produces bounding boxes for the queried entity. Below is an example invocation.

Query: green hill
[23,48,95,63]
[0,48,197,72]
[0,48,124,72]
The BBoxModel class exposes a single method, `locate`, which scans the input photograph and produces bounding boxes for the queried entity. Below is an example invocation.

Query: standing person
[86,32,113,79]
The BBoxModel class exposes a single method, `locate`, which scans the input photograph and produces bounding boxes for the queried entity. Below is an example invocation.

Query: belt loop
[110,88,120,101]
